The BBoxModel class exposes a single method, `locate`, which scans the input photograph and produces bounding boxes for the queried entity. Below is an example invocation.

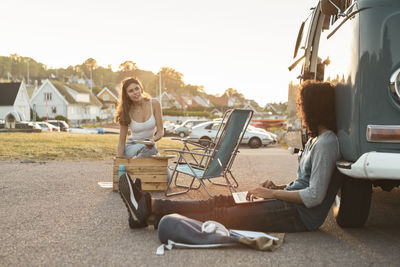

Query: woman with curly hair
[115,77,164,158]
[119,81,341,232]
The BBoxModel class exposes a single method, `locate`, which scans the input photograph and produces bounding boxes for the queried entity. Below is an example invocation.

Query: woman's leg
[124,143,142,157]
[152,196,307,233]
[119,173,306,233]
[136,145,158,158]
[124,143,158,158]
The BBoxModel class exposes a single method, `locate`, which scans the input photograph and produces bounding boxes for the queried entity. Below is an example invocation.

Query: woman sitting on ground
[119,81,341,232]
[114,77,164,158]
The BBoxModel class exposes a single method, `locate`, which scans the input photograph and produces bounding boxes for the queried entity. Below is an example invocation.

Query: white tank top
[130,99,156,140]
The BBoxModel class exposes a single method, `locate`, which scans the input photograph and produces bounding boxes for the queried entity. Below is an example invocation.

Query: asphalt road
[1,145,399,266]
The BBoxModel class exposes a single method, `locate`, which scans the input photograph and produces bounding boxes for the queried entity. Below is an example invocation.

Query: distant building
[97,87,119,120]
[0,82,31,121]
[160,92,183,109]
[30,79,102,124]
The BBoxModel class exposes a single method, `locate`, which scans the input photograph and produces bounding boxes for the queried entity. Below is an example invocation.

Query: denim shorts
[124,140,159,158]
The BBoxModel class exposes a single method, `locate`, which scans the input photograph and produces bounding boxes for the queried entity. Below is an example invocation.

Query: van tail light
[367,125,400,143]
[389,68,400,104]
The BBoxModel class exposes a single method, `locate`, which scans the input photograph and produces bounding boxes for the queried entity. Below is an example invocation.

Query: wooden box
[113,156,171,192]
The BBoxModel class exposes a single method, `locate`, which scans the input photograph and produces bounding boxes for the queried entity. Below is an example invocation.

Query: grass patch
[0,132,184,161]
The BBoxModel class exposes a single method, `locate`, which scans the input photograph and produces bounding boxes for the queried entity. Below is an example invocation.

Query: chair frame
[165,109,254,197]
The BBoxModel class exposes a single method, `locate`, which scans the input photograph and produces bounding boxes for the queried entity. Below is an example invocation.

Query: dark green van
[288,0,400,227]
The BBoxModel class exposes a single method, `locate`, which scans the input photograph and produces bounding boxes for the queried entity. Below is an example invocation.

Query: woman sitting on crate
[115,77,164,158]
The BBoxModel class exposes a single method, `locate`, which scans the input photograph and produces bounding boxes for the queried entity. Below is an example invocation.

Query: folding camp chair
[165,109,254,197]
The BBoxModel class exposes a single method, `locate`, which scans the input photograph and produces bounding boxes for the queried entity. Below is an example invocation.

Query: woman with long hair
[114,77,164,158]
[119,81,341,232]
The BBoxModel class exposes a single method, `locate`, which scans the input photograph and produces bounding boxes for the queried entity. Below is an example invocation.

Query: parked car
[163,121,177,136]
[189,121,273,148]
[247,125,277,144]
[47,120,70,131]
[175,119,208,138]
[28,122,42,130]
[37,122,60,132]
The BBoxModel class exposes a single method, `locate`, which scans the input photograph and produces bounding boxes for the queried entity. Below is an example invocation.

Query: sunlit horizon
[1,0,317,106]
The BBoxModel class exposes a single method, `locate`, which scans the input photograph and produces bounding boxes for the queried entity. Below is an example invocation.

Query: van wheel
[178,132,186,138]
[248,137,261,148]
[333,175,372,228]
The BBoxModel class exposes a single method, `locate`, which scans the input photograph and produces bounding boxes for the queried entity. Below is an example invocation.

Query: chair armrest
[171,137,214,150]
[164,149,212,157]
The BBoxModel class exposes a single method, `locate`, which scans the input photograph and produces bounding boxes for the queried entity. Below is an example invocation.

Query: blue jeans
[153,195,307,232]
[124,140,159,158]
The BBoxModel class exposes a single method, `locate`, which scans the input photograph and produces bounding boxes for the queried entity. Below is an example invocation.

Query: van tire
[333,175,372,228]
[178,132,186,138]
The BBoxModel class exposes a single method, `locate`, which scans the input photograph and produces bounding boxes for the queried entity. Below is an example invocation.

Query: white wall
[67,105,100,121]
[31,83,67,119]
[13,84,31,120]
[0,106,13,120]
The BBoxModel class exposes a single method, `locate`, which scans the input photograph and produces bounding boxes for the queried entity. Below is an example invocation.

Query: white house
[0,82,31,121]
[193,95,213,108]
[96,86,119,120]
[160,92,183,109]
[30,79,102,124]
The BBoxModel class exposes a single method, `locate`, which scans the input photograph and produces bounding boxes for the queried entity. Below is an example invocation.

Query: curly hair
[297,81,337,137]
[114,77,149,126]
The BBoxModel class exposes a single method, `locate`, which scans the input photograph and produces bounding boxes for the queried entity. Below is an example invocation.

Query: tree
[157,67,184,93]
[118,61,137,72]
[180,84,204,95]
[83,58,98,70]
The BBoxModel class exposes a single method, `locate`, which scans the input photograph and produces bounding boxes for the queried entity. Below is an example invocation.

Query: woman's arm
[117,125,129,157]
[152,99,164,142]
[260,179,287,190]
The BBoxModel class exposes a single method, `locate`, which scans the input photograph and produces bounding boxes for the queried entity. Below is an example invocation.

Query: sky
[1,0,317,106]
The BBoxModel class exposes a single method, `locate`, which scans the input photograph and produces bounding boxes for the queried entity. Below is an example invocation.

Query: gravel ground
[1,146,400,266]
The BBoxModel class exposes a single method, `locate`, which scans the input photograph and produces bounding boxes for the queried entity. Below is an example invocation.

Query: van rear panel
[319,0,400,161]
[358,3,400,157]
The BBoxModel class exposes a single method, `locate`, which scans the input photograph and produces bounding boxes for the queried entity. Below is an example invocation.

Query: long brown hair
[297,81,337,137]
[114,76,149,126]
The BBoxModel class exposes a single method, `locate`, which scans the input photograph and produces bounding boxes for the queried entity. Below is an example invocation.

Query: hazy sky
[1,0,317,105]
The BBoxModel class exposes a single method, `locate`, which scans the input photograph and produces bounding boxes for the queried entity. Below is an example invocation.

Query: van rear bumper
[337,152,400,180]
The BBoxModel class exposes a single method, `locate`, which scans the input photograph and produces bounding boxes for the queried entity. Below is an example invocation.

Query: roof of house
[25,85,36,98]
[50,80,102,106]
[109,87,120,98]
[208,94,228,107]
[169,92,187,107]
[0,82,21,106]
[97,87,119,102]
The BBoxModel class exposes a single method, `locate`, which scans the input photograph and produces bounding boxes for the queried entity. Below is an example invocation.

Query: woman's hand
[260,179,286,190]
[246,187,275,200]
[248,186,304,204]
[260,179,277,189]
[145,138,155,149]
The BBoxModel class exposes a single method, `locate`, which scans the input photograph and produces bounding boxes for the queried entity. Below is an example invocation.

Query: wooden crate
[113,156,172,192]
